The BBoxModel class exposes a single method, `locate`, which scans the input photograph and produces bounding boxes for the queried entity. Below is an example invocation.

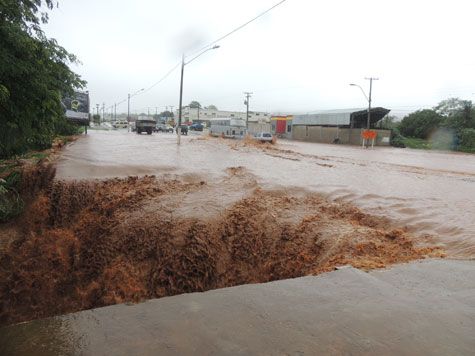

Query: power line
[103,0,288,113]
[192,0,288,56]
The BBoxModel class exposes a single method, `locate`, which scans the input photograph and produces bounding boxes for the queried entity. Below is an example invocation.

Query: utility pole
[114,103,117,121]
[96,104,99,118]
[102,103,105,123]
[365,77,378,146]
[177,54,185,145]
[127,94,130,132]
[244,92,253,130]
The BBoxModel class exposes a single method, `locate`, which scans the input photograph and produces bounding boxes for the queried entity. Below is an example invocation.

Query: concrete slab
[1,259,474,356]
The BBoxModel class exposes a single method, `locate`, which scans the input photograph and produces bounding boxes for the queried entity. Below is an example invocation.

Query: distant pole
[102,103,105,123]
[244,92,253,130]
[114,103,117,121]
[177,54,185,145]
[365,77,378,146]
[96,104,99,117]
[127,94,130,132]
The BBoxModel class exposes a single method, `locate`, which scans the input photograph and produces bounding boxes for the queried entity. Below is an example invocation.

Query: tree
[188,101,201,109]
[0,0,85,158]
[205,104,218,110]
[159,111,174,118]
[434,98,470,117]
[398,110,443,139]
[435,98,475,131]
[379,115,398,129]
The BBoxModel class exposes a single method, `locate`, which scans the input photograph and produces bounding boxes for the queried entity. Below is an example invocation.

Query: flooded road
[57,130,475,256]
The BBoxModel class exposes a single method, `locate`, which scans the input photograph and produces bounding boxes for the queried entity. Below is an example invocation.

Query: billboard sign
[62,91,90,125]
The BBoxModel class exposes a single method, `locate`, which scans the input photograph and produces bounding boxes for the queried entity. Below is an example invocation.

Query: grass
[401,137,456,151]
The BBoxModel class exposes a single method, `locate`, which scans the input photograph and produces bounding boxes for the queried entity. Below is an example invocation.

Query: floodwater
[57,129,475,256]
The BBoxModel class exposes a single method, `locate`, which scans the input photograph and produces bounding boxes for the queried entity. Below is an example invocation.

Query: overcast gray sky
[42,0,475,117]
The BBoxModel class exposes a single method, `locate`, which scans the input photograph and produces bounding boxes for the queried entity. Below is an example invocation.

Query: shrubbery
[0,0,85,159]
[458,128,475,153]
[392,98,475,153]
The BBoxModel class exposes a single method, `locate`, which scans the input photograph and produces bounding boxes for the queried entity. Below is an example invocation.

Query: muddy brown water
[57,130,475,256]
[0,129,471,327]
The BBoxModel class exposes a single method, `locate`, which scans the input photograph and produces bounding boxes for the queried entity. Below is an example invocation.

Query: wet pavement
[2,258,474,356]
[56,130,475,256]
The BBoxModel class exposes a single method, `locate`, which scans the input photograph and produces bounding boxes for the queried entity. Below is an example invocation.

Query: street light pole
[365,77,378,132]
[244,92,252,130]
[127,88,145,132]
[177,54,185,145]
[177,45,220,145]
[350,78,378,147]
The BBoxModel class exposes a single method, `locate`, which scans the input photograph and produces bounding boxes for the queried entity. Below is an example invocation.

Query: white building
[173,107,270,126]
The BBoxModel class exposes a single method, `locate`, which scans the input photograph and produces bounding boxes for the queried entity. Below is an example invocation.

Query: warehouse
[273,108,391,146]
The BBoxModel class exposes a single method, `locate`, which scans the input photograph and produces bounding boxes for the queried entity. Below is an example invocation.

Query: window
[256,113,260,116]
[288,125,292,132]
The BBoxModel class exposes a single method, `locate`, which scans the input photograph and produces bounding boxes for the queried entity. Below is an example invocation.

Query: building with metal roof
[271,107,392,146]
[292,107,390,128]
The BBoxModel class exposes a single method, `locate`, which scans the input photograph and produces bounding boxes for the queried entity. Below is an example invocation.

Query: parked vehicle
[190,123,204,131]
[136,119,155,134]
[112,120,128,129]
[156,123,174,133]
[209,118,246,138]
[176,124,188,135]
[254,132,275,144]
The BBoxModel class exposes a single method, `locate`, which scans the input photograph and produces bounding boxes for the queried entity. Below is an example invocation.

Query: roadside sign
[363,130,377,139]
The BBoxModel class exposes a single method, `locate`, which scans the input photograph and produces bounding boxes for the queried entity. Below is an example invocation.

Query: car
[190,123,204,131]
[254,132,274,143]
[112,120,128,129]
[155,123,174,133]
[176,124,188,135]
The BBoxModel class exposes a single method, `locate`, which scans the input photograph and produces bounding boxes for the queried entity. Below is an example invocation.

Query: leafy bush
[458,128,475,153]
[390,128,405,147]
[0,175,23,223]
[398,110,443,139]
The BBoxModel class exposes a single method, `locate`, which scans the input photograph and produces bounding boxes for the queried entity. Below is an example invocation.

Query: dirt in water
[0,165,444,327]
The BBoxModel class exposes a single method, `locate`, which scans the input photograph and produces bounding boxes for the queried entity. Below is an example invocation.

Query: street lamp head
[349,83,356,86]
[212,45,220,49]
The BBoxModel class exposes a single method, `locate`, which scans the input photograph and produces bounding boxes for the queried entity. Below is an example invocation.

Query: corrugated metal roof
[293,108,389,127]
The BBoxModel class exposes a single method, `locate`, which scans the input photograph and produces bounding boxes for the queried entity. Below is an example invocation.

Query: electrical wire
[192,0,288,56]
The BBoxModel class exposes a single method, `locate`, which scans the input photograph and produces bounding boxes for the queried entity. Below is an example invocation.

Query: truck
[136,119,156,134]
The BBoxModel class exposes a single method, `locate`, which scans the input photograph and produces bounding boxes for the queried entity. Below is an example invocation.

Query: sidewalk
[1,259,474,355]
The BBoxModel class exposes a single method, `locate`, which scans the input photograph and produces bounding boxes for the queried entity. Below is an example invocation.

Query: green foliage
[379,115,398,129]
[159,110,174,118]
[458,128,475,153]
[0,174,23,223]
[205,104,218,110]
[398,109,443,139]
[400,137,430,150]
[0,0,85,158]
[390,127,405,148]
[188,101,201,109]
[55,116,83,136]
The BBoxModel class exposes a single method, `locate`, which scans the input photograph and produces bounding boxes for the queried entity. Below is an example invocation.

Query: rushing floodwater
[55,130,475,256]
